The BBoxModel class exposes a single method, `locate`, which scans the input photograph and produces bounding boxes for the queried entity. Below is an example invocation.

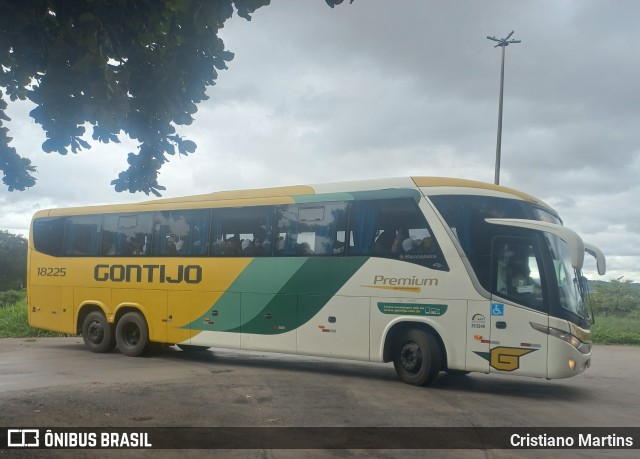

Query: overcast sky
[1,0,638,282]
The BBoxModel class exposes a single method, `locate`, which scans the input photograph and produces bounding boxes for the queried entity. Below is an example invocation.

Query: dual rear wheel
[81,311,116,353]
[81,310,149,357]
[115,312,149,357]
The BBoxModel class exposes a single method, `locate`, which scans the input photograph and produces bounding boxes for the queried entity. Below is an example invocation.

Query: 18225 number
[36,267,67,277]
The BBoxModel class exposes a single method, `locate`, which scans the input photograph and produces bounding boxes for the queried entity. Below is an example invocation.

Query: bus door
[488,237,549,378]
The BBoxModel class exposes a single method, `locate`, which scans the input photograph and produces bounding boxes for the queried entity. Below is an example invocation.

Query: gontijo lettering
[94,264,202,284]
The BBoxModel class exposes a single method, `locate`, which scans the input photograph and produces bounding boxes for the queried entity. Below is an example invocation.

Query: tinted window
[349,198,448,270]
[63,215,102,256]
[211,206,274,256]
[153,209,210,256]
[276,203,347,256]
[532,207,562,224]
[32,217,65,257]
[101,213,153,256]
[430,195,531,289]
[493,237,546,311]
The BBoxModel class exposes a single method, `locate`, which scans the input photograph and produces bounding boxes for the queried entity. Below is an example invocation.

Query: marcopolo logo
[94,264,202,284]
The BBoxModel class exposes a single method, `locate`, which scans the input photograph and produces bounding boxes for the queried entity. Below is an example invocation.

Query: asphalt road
[1,337,638,458]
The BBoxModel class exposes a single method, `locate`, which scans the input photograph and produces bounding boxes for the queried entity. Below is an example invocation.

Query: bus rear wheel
[115,312,149,357]
[392,328,441,386]
[82,311,116,353]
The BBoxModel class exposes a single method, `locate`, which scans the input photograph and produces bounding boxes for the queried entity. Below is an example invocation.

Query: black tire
[177,344,210,352]
[392,328,441,386]
[115,312,149,357]
[81,311,116,353]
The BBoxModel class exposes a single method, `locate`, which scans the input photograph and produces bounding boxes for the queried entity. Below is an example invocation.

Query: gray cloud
[1,0,638,281]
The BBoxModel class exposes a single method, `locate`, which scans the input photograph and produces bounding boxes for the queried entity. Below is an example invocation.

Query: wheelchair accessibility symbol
[491,303,504,316]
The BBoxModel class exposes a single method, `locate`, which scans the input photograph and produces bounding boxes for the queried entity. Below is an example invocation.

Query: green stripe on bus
[186,258,305,332]
[187,257,368,334]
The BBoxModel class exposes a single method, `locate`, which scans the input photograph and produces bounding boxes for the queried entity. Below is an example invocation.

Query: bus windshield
[545,233,590,324]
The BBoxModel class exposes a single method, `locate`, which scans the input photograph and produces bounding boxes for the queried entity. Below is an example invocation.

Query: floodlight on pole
[487,31,521,185]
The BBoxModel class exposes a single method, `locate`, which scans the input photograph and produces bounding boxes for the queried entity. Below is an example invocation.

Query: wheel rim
[122,322,141,347]
[400,341,422,374]
[87,320,104,345]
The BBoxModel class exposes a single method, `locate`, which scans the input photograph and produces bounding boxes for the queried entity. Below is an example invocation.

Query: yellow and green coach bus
[28,177,606,386]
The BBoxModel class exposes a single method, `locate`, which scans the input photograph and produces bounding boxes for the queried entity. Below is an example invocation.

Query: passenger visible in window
[374,230,395,255]
[175,237,185,253]
[391,229,409,255]
[508,248,536,296]
[242,239,255,255]
[224,237,242,256]
[166,235,178,255]
[297,242,314,255]
[253,237,265,256]
[402,238,416,254]
[420,237,433,252]
[252,229,267,256]
[100,239,116,255]
[132,242,143,255]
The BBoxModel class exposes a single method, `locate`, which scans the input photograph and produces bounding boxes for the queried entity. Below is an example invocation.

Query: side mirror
[584,242,606,275]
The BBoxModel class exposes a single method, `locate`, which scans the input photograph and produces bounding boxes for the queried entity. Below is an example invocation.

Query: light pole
[487,31,521,185]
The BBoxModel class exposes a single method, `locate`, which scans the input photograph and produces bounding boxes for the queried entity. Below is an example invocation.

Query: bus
[28,177,606,386]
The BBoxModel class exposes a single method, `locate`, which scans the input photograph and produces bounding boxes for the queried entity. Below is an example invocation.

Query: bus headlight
[530,322,591,354]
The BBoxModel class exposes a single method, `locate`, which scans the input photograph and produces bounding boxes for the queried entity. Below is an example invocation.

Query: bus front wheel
[115,312,149,357]
[82,311,116,353]
[392,328,441,386]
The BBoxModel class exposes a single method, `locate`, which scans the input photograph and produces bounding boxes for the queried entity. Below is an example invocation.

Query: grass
[591,313,640,345]
[0,297,68,338]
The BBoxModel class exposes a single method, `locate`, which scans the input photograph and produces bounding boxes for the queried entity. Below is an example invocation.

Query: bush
[0,297,67,338]
[591,313,640,345]
[589,279,640,316]
[0,290,24,308]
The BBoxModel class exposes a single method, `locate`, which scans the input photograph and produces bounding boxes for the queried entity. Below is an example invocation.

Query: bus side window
[101,213,153,257]
[153,209,210,256]
[33,217,65,257]
[349,198,449,271]
[210,206,274,257]
[275,203,347,257]
[492,237,546,311]
[63,215,102,256]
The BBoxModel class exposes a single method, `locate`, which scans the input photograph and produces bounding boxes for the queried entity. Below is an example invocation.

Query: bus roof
[35,177,556,217]
[412,177,551,207]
